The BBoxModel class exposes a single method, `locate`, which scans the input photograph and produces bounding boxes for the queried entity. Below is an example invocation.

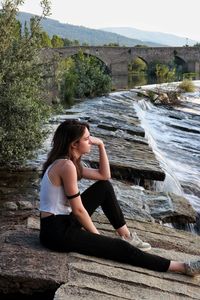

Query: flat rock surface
[1,214,200,299]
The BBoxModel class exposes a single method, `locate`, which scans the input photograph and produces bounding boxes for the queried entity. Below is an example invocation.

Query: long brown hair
[41,119,89,179]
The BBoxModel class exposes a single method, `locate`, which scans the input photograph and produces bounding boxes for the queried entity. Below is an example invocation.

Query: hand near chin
[90,136,104,146]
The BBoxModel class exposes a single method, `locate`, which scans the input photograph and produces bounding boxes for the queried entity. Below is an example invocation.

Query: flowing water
[133,81,200,232]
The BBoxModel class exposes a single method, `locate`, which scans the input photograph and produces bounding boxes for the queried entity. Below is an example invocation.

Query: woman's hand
[89,136,104,146]
[82,135,111,180]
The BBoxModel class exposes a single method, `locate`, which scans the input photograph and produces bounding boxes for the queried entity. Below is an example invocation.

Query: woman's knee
[95,180,113,191]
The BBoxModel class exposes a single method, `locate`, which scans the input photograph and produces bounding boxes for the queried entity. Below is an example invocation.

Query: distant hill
[17,12,166,47]
[101,27,199,47]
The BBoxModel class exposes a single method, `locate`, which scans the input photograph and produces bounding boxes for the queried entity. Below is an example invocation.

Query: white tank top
[39,164,72,215]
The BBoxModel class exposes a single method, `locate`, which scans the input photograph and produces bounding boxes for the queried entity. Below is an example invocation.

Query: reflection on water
[112,75,129,89]
[128,74,148,88]
[113,73,200,90]
[112,74,155,90]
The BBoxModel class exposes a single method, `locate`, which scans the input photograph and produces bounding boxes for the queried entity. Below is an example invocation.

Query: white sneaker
[121,232,151,252]
[185,259,200,276]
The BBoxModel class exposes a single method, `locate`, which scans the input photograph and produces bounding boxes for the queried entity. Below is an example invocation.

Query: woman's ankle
[116,225,130,238]
[168,261,186,273]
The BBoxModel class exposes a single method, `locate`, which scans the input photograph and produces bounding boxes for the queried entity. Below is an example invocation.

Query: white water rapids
[133,81,200,220]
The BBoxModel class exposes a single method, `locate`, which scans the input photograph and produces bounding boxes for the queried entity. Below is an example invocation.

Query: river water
[133,81,200,232]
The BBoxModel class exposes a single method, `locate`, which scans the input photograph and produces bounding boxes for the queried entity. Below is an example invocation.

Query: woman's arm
[82,136,111,180]
[61,160,99,234]
[69,197,99,234]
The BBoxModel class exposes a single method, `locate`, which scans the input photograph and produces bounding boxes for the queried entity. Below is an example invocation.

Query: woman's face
[75,127,92,155]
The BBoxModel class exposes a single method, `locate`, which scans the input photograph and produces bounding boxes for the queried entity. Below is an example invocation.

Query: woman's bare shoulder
[59,159,76,172]
[50,158,74,172]
[59,159,77,181]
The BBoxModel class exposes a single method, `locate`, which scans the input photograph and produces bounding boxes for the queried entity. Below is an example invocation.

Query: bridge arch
[66,52,111,75]
[174,55,187,73]
[128,56,148,73]
[129,55,148,66]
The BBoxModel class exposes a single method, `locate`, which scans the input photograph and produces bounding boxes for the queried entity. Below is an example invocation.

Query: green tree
[134,45,148,48]
[73,40,80,46]
[0,0,51,166]
[148,61,176,83]
[40,31,52,47]
[51,34,64,48]
[63,38,72,46]
[59,51,112,102]
[59,58,78,104]
[155,64,176,83]
[104,43,119,47]
[193,43,200,48]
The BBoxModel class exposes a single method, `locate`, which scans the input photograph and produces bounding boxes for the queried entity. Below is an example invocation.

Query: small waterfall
[134,99,183,195]
[134,95,200,234]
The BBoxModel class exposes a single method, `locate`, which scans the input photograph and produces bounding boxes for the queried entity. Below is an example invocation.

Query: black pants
[40,180,170,272]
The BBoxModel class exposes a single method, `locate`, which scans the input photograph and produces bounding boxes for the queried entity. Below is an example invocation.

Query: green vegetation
[129,58,177,86]
[129,57,147,73]
[178,79,196,92]
[155,64,176,83]
[147,61,176,83]
[183,72,198,80]
[128,58,148,87]
[193,43,200,47]
[0,0,52,167]
[58,51,112,103]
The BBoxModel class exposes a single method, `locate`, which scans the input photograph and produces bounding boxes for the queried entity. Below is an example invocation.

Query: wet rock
[17,200,35,210]
[97,122,145,137]
[78,179,196,224]
[145,191,197,223]
[135,87,181,106]
[84,135,165,182]
[169,123,200,134]
[2,202,18,211]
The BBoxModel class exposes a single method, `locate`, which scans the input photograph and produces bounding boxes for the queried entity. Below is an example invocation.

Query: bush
[178,79,195,92]
[59,51,112,103]
[0,0,51,166]
[155,64,176,83]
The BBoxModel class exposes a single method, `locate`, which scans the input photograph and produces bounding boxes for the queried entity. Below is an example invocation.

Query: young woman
[39,119,200,276]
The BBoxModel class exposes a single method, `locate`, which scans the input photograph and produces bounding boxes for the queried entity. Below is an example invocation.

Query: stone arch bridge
[43,46,200,89]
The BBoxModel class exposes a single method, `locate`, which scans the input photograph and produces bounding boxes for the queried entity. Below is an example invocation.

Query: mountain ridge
[101,27,199,47]
[17,12,199,47]
[17,12,166,47]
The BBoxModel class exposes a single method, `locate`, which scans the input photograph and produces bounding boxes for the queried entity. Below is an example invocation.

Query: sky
[7,0,200,42]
